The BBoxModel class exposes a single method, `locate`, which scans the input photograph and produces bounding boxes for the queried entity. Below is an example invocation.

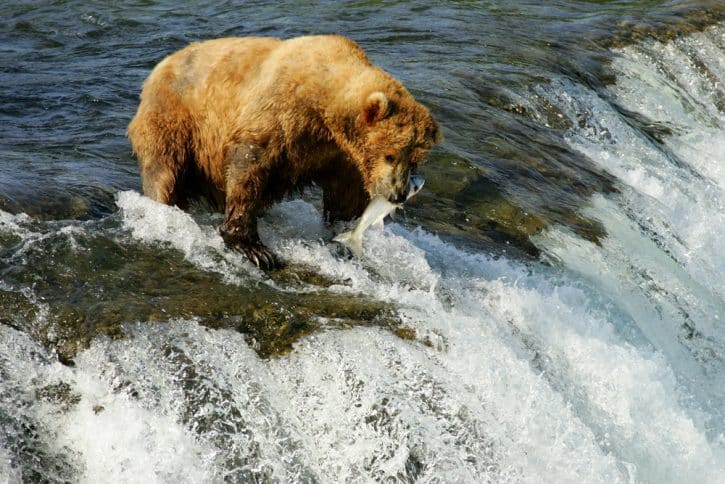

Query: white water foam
[534,25,725,299]
[116,191,258,285]
[530,22,725,447]
[0,442,20,484]
[3,186,720,482]
[0,324,215,484]
[0,211,33,240]
[610,26,725,188]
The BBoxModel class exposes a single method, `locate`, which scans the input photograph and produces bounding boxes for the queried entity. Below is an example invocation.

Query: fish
[333,195,399,258]
[333,175,425,257]
[408,174,425,201]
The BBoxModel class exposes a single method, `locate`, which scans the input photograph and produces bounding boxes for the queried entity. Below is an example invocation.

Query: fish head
[406,175,425,200]
[357,91,440,204]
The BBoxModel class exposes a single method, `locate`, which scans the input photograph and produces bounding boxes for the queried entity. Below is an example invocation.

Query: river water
[1,1,724,482]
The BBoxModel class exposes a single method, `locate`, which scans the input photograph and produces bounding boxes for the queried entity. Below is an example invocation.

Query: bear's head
[356,90,441,203]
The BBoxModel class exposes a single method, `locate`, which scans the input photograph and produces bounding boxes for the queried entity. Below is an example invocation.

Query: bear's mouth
[372,181,406,204]
[373,174,424,204]
[390,175,425,203]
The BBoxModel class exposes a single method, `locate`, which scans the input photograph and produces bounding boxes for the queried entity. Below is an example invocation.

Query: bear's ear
[362,91,389,125]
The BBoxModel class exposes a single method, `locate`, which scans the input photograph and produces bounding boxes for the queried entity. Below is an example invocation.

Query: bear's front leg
[219,211,280,270]
[220,147,281,270]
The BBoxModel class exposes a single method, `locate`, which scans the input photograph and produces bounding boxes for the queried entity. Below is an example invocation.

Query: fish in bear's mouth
[379,174,425,203]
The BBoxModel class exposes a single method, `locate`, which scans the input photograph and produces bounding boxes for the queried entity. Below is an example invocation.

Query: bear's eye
[385,155,395,163]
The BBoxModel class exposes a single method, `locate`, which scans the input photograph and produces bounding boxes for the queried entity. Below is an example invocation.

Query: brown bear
[128,35,440,269]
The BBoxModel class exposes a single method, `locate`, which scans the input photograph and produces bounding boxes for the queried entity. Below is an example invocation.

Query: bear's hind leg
[128,100,192,207]
[139,159,186,206]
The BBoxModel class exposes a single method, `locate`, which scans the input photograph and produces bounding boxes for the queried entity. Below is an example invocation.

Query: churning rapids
[1,2,724,483]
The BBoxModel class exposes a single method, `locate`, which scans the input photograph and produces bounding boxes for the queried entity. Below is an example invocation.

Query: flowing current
[1,3,724,483]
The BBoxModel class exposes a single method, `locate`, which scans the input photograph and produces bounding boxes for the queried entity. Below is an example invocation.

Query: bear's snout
[389,173,412,203]
[390,173,424,203]
[391,191,408,204]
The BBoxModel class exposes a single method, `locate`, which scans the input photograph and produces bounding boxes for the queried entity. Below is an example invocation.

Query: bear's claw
[238,242,281,270]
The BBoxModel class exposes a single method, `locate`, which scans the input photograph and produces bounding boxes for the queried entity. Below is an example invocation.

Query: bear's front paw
[237,241,282,270]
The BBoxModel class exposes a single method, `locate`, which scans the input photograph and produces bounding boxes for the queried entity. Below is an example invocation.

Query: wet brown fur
[128,35,440,266]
